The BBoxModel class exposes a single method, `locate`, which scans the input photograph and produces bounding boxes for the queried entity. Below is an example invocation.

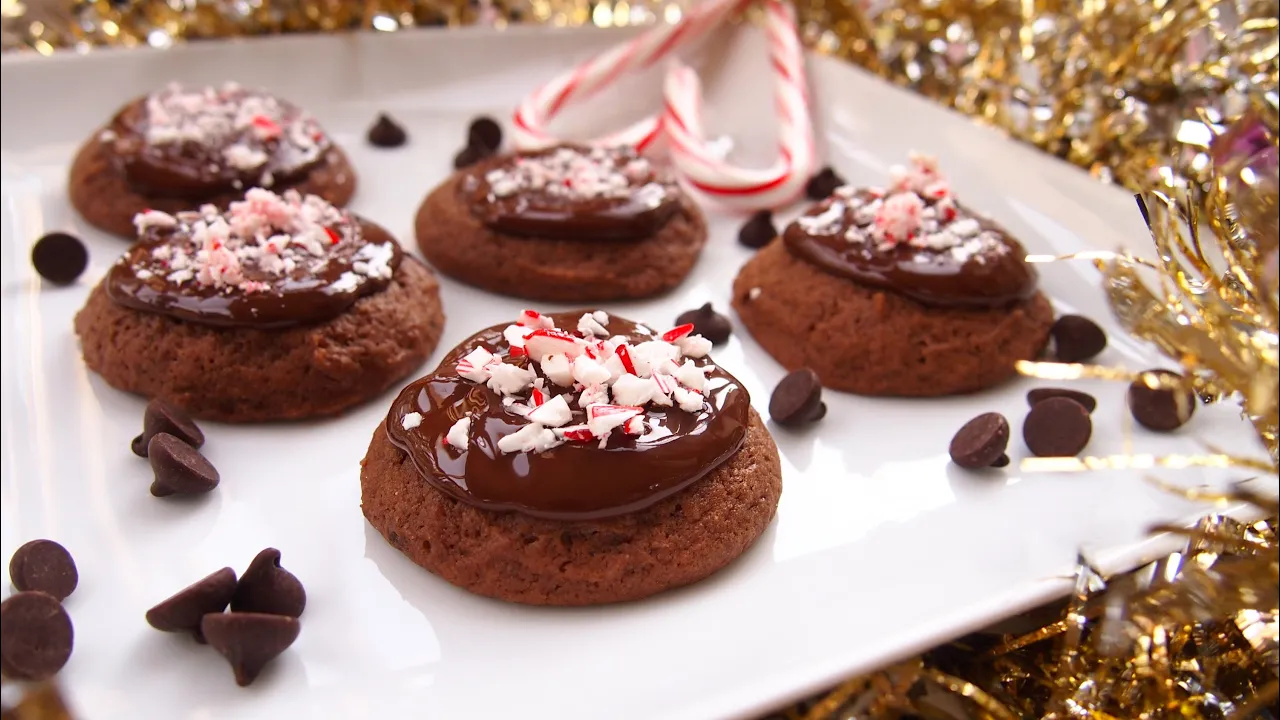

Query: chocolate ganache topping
[385,310,750,520]
[783,153,1038,307]
[101,83,331,199]
[461,146,681,241]
[106,188,401,328]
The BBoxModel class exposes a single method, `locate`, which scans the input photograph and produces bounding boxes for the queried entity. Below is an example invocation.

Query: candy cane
[512,0,751,153]
[661,0,814,209]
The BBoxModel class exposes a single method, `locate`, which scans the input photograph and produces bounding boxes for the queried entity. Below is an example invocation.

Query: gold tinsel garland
[1,1,1278,719]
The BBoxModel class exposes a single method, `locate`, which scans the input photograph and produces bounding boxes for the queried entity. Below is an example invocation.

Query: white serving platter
[1,23,1269,720]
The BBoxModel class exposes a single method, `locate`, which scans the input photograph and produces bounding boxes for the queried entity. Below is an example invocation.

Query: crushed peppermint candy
[121,188,393,296]
[128,83,327,185]
[792,152,1011,265]
[411,311,725,456]
[480,146,671,205]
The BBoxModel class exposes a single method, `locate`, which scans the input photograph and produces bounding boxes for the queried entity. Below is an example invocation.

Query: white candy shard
[628,340,682,378]
[673,386,705,413]
[457,347,497,382]
[503,324,532,349]
[610,373,659,407]
[525,329,585,360]
[578,383,611,408]
[487,362,536,396]
[623,416,645,435]
[674,359,709,391]
[602,354,627,383]
[571,355,612,386]
[555,423,595,441]
[497,423,561,453]
[526,394,573,428]
[401,412,423,430]
[587,404,643,438]
[517,309,555,329]
[539,353,575,387]
[675,335,712,359]
[577,312,609,337]
[445,416,471,449]
[592,310,610,325]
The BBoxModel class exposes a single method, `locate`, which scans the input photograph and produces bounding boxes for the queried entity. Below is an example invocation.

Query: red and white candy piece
[512,0,750,153]
[525,328,586,360]
[662,0,814,210]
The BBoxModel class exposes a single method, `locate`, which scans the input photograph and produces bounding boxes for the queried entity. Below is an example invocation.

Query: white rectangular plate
[1,25,1268,720]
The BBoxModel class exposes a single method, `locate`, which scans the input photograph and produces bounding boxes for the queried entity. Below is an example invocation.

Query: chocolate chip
[1022,397,1092,457]
[145,567,237,642]
[147,433,220,497]
[366,113,407,148]
[948,413,1011,469]
[1127,369,1196,432]
[769,368,826,426]
[231,548,306,618]
[804,166,845,200]
[0,592,74,681]
[1027,387,1098,414]
[8,540,78,601]
[201,612,301,687]
[467,116,503,152]
[30,232,88,285]
[674,303,732,345]
[133,398,205,458]
[453,143,492,170]
[737,210,777,249]
[990,453,1011,468]
[1049,315,1107,363]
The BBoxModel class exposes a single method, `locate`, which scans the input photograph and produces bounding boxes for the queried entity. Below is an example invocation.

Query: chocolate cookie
[732,154,1054,396]
[360,310,781,605]
[69,83,356,240]
[75,190,444,422]
[415,146,708,302]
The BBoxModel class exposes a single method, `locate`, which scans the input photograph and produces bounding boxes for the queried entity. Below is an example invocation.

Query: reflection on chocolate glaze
[385,314,750,520]
[106,191,401,329]
[461,146,680,241]
[103,83,330,199]
[783,187,1039,308]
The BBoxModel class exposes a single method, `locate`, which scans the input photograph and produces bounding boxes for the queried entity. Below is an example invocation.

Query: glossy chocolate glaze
[106,202,401,329]
[385,314,750,520]
[461,146,680,241]
[103,84,330,199]
[783,188,1039,307]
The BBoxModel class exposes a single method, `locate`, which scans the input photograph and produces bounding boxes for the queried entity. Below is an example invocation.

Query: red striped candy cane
[661,0,814,209]
[511,0,750,153]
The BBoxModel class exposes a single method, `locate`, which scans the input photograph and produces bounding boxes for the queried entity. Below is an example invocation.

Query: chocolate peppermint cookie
[69,83,356,239]
[415,145,708,302]
[75,188,444,422]
[733,154,1054,396]
[360,310,781,605]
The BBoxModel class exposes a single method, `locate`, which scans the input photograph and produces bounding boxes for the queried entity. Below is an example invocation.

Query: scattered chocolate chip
[467,116,503,152]
[1127,369,1196,432]
[148,433,220,497]
[0,592,74,681]
[1049,315,1107,363]
[737,210,777,249]
[201,612,301,687]
[1027,387,1098,414]
[453,143,491,170]
[948,413,1011,469]
[133,398,205,458]
[769,368,826,426]
[674,303,732,345]
[30,232,88,285]
[8,540,78,601]
[366,113,407,148]
[231,548,306,619]
[804,166,845,200]
[1022,397,1092,457]
[145,567,237,642]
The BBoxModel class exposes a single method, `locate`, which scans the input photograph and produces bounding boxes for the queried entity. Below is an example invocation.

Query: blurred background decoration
[2,0,1277,718]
